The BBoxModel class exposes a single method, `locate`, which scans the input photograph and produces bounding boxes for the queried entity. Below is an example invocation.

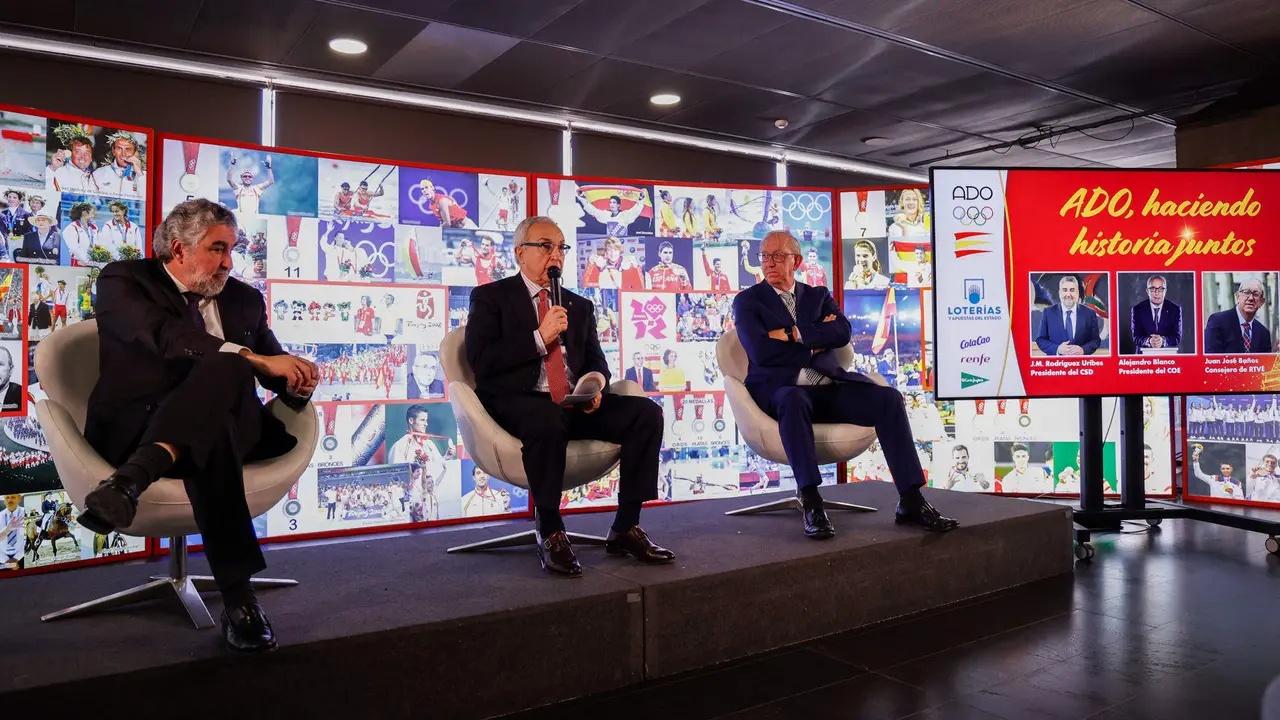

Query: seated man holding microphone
[733,231,958,539]
[465,216,673,577]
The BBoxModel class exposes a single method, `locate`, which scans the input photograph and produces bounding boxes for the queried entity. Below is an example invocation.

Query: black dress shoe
[895,498,960,532]
[534,529,582,577]
[221,603,278,653]
[803,505,835,540]
[75,508,114,535]
[605,526,675,563]
[83,474,145,530]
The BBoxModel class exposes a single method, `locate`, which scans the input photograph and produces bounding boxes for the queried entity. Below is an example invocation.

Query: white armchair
[34,320,319,628]
[716,329,887,516]
[439,328,645,553]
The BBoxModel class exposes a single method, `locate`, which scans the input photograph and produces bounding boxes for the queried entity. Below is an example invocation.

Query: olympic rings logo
[408,183,469,217]
[782,192,831,222]
[953,206,994,226]
[326,219,395,277]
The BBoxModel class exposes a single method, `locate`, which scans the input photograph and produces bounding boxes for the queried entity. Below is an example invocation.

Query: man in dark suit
[1035,275,1102,356]
[1129,275,1182,353]
[1205,279,1272,353]
[466,216,672,576]
[80,199,318,652]
[407,349,445,399]
[623,351,656,392]
[0,346,21,412]
[733,231,957,539]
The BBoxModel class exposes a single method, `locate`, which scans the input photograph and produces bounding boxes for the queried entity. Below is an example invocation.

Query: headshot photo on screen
[1202,272,1278,354]
[1117,272,1195,355]
[1030,272,1110,357]
[1188,441,1247,500]
[843,237,892,290]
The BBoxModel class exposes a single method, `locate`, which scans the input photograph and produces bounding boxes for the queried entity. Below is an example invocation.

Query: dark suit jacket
[1204,308,1272,354]
[1130,299,1182,351]
[1035,303,1102,356]
[407,375,445,398]
[1,382,20,412]
[465,274,609,400]
[733,281,851,408]
[85,259,304,465]
[624,366,656,392]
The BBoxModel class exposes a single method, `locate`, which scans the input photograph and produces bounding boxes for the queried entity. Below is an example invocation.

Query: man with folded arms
[466,216,672,576]
[733,231,958,539]
[80,199,318,652]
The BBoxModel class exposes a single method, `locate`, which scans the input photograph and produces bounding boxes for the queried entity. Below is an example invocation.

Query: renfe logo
[959,354,991,366]
[961,372,989,389]
[951,185,994,201]
[946,279,1002,320]
[960,335,991,350]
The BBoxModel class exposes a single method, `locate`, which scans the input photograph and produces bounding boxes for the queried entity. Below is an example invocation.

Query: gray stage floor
[0,483,1071,718]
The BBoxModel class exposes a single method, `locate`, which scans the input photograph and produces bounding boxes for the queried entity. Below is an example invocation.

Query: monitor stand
[1073,395,1280,561]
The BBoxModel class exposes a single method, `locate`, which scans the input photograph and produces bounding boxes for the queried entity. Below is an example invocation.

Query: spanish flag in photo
[578,184,654,219]
[0,270,12,296]
[891,240,930,284]
[871,287,897,355]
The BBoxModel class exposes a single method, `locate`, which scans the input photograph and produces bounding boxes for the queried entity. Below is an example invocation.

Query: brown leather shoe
[534,529,582,577]
[605,526,676,564]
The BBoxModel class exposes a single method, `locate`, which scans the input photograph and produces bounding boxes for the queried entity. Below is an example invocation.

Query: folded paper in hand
[563,371,607,405]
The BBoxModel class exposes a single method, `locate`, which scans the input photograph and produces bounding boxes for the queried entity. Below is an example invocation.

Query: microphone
[546,265,566,347]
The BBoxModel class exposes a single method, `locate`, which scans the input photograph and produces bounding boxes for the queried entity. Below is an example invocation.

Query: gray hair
[0,346,10,367]
[1058,275,1080,290]
[1239,279,1265,294]
[762,230,801,254]
[1145,275,1166,287]
[513,215,558,247]
[152,199,237,261]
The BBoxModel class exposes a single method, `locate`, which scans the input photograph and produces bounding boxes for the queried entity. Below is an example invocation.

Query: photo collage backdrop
[537,177,839,509]
[838,188,1175,497]
[0,104,150,575]
[159,135,533,541]
[1184,157,1280,508]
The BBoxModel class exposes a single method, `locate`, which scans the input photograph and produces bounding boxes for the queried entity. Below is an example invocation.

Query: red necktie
[538,289,569,403]
[1243,322,1252,352]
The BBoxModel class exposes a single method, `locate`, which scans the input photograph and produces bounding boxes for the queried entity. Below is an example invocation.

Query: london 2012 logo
[946,279,1002,320]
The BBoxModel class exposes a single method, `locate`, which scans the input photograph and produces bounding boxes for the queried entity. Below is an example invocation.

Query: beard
[189,266,230,297]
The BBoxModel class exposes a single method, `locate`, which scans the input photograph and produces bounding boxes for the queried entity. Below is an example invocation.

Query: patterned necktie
[1153,306,1160,326]
[1243,322,1252,352]
[183,292,206,332]
[779,291,823,385]
[537,290,569,403]
[1064,309,1073,340]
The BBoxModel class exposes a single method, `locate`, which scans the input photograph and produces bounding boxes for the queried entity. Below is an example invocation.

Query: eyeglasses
[520,242,571,254]
[1238,290,1265,300]
[1146,286,1166,292]
[757,251,799,264]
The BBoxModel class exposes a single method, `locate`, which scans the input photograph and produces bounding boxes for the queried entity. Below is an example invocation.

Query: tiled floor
[502,517,1280,720]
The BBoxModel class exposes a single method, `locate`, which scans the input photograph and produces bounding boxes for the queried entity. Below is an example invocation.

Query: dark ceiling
[3,0,1278,170]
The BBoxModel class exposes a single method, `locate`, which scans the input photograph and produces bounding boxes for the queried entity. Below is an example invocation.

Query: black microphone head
[546,265,562,280]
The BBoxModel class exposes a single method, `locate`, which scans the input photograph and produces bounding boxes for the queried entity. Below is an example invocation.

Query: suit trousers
[480,391,663,512]
[135,353,295,588]
[766,382,925,495]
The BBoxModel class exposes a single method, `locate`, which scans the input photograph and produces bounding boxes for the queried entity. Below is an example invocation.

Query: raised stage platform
[0,483,1072,718]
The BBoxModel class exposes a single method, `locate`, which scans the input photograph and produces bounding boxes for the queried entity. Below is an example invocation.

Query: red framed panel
[1,103,154,578]
[836,185,1178,500]
[154,131,537,548]
[534,173,839,506]
[1215,158,1280,170]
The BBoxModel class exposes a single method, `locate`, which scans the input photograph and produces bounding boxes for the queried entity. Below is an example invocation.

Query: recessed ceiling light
[329,38,368,55]
[862,136,892,147]
[650,93,681,106]
[774,119,789,129]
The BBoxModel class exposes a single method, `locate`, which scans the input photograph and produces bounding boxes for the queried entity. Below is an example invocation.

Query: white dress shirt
[523,272,576,393]
[162,264,245,355]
